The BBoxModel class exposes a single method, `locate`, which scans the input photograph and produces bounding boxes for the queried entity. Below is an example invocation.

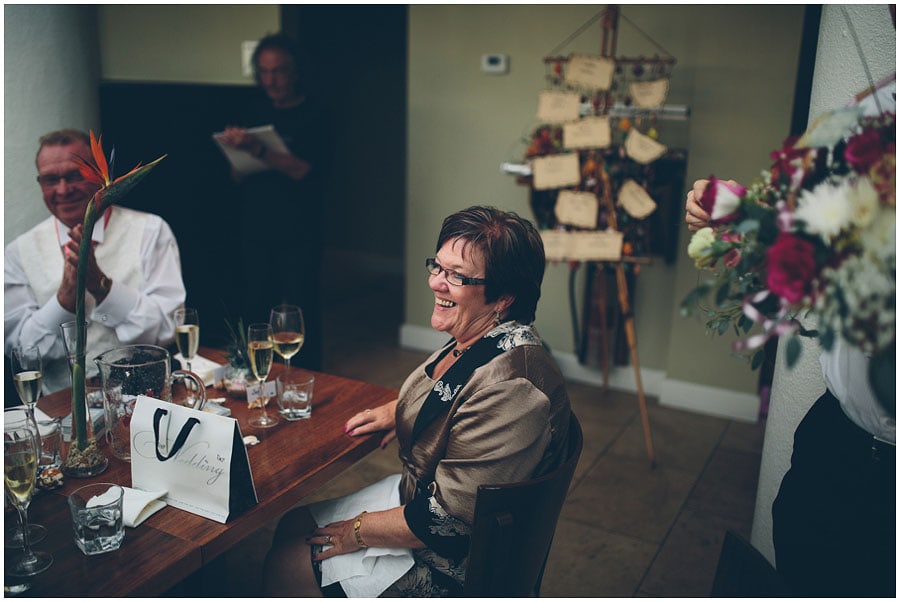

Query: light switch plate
[242,41,258,78]
[481,53,509,75]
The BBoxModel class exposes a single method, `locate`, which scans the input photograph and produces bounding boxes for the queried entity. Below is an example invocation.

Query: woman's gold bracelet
[353,511,368,548]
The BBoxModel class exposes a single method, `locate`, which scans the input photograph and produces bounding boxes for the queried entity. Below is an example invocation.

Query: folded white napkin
[173,353,222,387]
[308,474,414,598]
[88,486,168,528]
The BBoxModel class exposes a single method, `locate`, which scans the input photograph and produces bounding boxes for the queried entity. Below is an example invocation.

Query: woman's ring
[325,535,333,545]
[365,409,372,414]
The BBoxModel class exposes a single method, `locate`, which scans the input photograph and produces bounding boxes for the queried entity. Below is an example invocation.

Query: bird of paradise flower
[65,131,166,453]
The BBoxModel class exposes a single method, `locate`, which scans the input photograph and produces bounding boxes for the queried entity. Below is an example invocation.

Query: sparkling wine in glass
[247,323,277,428]
[174,308,200,372]
[11,346,42,418]
[269,305,305,375]
[6,350,46,549]
[4,409,52,577]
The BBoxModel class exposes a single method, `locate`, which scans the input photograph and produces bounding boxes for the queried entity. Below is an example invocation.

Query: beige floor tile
[687,447,762,524]
[610,401,728,474]
[639,503,752,597]
[719,417,767,454]
[562,454,696,544]
[541,516,658,597]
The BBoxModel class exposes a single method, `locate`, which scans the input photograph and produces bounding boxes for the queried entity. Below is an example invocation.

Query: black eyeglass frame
[36,170,86,189]
[425,257,487,286]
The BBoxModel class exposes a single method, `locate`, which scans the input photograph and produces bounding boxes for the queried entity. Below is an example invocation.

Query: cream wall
[98,5,279,84]
[4,5,101,242]
[403,5,805,420]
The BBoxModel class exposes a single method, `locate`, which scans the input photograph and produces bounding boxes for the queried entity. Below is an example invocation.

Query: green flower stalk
[69,131,165,450]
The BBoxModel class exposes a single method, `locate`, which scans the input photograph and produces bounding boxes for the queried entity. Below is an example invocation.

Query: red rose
[723,248,742,269]
[698,176,745,223]
[765,233,817,304]
[845,128,885,172]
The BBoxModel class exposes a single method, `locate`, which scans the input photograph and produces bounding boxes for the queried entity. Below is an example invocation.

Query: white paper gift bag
[130,395,257,523]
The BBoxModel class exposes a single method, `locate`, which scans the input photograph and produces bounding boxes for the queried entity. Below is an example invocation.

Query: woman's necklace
[451,346,470,358]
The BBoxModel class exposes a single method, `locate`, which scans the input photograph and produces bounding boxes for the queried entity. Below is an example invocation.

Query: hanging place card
[624,129,667,164]
[541,229,624,262]
[555,190,599,228]
[629,78,669,109]
[617,179,658,219]
[563,117,612,150]
[537,90,582,123]
[532,153,581,190]
[564,54,615,90]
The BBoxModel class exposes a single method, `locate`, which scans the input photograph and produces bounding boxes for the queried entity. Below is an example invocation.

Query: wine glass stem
[285,356,291,374]
[16,507,35,560]
[259,380,268,420]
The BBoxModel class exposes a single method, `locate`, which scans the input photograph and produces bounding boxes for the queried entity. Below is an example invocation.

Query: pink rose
[845,128,885,172]
[699,176,746,224]
[723,248,742,269]
[765,233,817,304]
[721,231,742,244]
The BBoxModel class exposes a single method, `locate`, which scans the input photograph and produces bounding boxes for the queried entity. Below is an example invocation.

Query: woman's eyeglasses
[425,257,486,286]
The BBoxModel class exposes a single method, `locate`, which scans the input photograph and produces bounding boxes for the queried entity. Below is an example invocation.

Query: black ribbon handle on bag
[152,408,201,462]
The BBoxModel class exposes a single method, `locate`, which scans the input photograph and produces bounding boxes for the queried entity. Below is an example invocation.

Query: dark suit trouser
[773,389,895,597]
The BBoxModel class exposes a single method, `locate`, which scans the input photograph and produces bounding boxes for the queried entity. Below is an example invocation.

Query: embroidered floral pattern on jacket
[433,381,462,403]
[487,320,542,351]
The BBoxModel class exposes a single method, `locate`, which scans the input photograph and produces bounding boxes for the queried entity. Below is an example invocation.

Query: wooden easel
[597,4,655,466]
[537,5,662,466]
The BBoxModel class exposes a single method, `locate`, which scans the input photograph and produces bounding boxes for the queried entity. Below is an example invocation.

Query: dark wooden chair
[464,413,583,597]
[710,531,792,597]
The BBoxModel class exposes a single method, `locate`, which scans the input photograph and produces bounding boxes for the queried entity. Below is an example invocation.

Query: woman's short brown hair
[436,206,545,323]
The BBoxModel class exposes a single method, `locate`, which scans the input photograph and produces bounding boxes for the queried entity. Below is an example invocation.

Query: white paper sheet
[212,125,289,176]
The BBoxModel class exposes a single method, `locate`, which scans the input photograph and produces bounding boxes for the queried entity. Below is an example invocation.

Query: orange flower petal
[71,154,104,185]
[89,130,110,185]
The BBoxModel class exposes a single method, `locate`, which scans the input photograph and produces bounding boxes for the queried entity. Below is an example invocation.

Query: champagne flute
[247,323,277,428]
[269,305,305,376]
[11,345,42,423]
[174,308,200,372]
[4,410,52,576]
[7,349,46,549]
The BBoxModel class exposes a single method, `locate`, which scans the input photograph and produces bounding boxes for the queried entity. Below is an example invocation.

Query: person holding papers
[263,206,572,597]
[219,33,330,370]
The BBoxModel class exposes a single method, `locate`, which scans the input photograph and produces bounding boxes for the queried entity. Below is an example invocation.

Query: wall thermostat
[481,53,509,75]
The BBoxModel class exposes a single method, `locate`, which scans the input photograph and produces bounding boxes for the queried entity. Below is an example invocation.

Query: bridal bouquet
[681,107,895,406]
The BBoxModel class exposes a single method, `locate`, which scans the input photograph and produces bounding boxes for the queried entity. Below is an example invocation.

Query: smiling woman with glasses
[265,206,573,598]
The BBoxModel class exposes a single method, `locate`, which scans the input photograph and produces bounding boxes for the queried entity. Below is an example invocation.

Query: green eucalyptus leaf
[751,349,764,370]
[735,219,760,234]
[786,336,802,368]
[715,283,731,306]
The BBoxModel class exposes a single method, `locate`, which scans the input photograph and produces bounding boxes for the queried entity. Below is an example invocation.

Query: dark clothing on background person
[236,94,330,370]
[772,389,896,597]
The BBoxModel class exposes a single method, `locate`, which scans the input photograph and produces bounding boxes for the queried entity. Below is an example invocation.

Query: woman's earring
[494,310,502,326]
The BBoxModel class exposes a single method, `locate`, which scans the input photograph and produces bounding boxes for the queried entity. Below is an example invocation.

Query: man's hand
[221,125,265,157]
[685,179,712,231]
[57,224,111,311]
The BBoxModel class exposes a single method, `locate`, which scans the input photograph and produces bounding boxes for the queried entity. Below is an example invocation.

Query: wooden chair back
[464,413,583,596]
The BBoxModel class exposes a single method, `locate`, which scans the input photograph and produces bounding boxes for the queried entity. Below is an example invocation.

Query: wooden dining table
[5,348,398,597]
